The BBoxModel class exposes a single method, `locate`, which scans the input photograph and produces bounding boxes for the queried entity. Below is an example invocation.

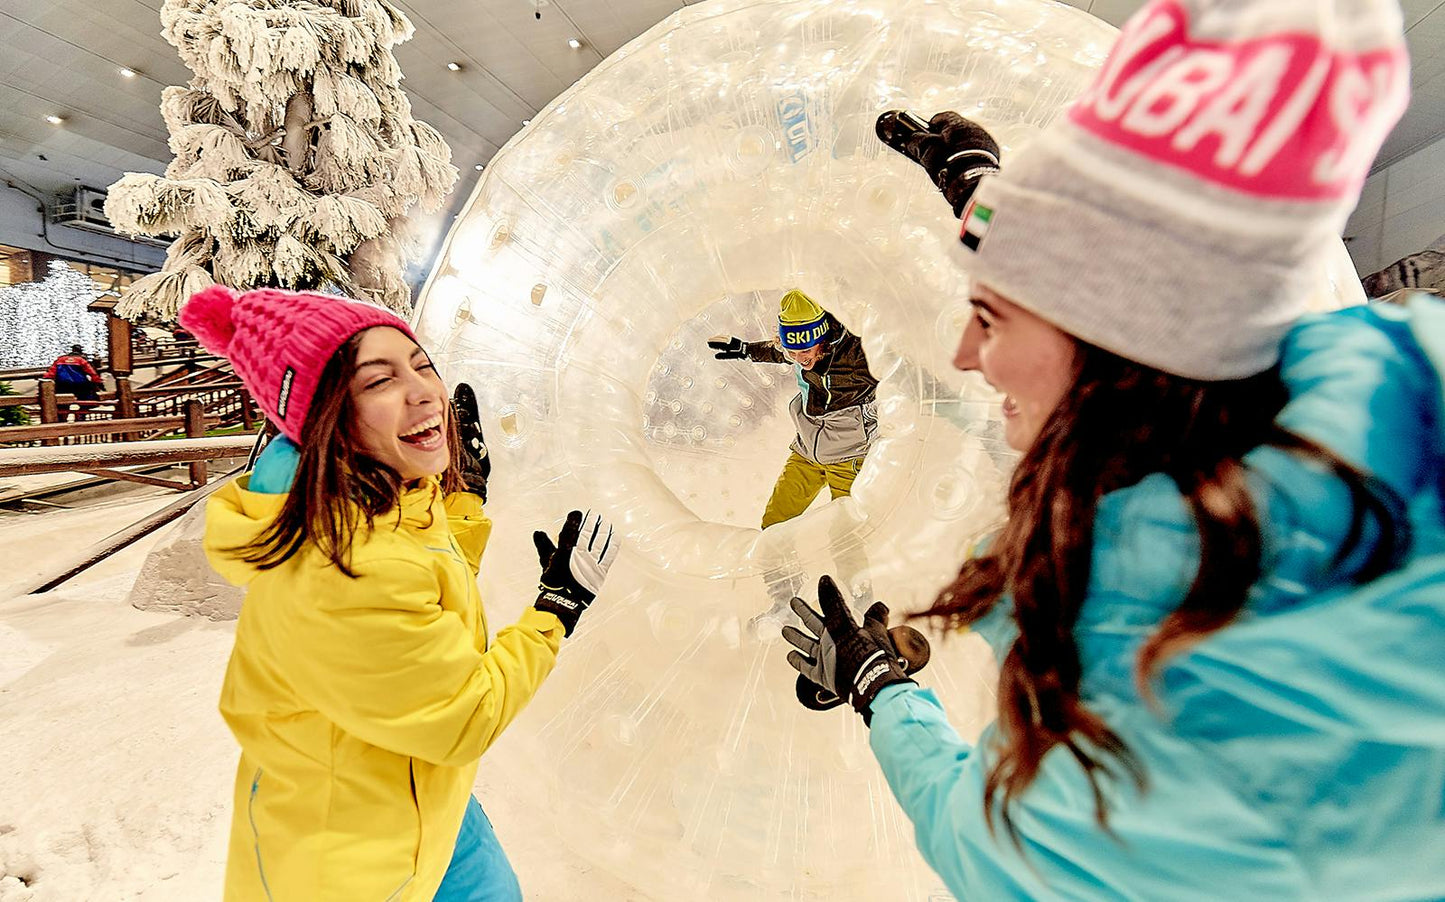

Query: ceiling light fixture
[446,61,462,71]
[45,114,65,125]
[522,119,531,126]
[474,164,484,171]
[119,67,137,78]
[567,38,581,49]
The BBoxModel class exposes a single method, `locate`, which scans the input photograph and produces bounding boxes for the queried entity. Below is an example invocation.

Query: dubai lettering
[1070,0,1408,200]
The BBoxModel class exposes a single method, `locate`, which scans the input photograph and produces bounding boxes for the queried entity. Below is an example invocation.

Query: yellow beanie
[778,289,829,349]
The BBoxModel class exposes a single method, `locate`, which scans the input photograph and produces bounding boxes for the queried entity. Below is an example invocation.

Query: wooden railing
[136,382,256,432]
[0,378,258,447]
[0,400,251,491]
[0,340,258,497]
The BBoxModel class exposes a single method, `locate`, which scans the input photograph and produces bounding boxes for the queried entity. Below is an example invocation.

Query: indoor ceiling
[2,0,1443,251]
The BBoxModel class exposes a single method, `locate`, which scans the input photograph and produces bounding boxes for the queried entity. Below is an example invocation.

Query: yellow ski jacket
[203,476,565,901]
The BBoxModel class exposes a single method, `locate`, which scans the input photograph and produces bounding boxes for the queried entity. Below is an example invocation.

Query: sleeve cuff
[869,681,918,716]
[521,606,567,635]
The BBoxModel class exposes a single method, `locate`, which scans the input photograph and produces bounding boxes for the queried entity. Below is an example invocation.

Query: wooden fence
[0,430,256,492]
[0,337,258,497]
[0,399,236,490]
[0,377,257,446]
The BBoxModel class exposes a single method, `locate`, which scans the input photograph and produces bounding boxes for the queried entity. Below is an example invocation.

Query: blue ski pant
[433,796,522,902]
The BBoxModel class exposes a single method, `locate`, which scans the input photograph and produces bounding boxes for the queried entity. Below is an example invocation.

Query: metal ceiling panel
[0,0,1440,253]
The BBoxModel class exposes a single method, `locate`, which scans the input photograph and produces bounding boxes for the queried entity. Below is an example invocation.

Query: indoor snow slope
[1,0,1368,899]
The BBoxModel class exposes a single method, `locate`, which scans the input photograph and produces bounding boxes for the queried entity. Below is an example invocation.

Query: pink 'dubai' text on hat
[178,286,417,442]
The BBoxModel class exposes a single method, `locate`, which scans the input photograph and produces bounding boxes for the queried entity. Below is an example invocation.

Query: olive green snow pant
[760,452,864,529]
[757,452,872,611]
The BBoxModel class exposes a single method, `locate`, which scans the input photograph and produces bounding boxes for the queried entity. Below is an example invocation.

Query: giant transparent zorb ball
[412,0,1363,897]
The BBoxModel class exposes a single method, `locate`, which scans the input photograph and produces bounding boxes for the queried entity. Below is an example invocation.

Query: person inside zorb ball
[783,0,1445,898]
[708,288,883,626]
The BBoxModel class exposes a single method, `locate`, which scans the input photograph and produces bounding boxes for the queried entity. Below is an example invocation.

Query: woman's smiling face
[952,283,1079,451]
[348,327,450,481]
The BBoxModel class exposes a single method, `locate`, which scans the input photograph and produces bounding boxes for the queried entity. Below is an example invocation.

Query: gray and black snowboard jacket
[743,315,879,465]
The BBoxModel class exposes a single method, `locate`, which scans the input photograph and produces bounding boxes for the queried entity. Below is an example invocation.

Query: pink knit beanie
[178,286,416,442]
[961,0,1410,380]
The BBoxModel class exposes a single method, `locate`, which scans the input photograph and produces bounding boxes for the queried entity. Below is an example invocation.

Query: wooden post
[89,296,133,377]
[237,389,256,430]
[108,314,133,376]
[38,380,59,446]
[116,377,136,440]
[184,398,207,488]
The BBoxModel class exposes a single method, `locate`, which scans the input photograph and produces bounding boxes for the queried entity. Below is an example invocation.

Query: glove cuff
[848,647,915,725]
[534,587,587,637]
[859,675,916,726]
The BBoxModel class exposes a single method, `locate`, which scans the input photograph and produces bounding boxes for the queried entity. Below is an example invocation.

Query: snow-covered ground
[0,488,232,901]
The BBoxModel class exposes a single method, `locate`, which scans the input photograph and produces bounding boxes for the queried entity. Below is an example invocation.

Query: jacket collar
[395,477,445,530]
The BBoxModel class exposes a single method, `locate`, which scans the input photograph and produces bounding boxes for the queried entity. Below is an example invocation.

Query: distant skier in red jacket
[43,344,104,403]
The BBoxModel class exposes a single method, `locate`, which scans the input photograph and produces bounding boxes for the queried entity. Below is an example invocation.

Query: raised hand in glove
[784,575,922,724]
[707,336,747,360]
[451,382,491,501]
[532,509,619,637]
[876,110,1001,217]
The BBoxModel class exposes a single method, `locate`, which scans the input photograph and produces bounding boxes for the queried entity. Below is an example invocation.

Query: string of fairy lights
[0,261,108,369]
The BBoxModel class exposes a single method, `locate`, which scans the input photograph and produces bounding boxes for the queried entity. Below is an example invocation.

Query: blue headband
[780,315,829,350]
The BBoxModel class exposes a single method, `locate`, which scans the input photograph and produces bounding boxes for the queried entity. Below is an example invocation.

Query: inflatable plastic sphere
[413,0,1364,897]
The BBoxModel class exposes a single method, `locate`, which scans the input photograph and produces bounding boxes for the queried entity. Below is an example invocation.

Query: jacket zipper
[248,768,276,901]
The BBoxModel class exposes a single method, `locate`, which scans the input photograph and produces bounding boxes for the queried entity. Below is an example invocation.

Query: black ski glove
[787,598,931,714]
[451,383,491,501]
[783,575,918,724]
[876,110,1001,218]
[707,336,747,360]
[532,509,618,637]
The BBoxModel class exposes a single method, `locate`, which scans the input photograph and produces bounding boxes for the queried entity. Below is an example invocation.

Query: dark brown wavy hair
[241,331,464,576]
[922,341,1405,846]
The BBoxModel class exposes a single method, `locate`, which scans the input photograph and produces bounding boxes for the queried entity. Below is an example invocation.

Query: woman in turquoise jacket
[784,0,1445,897]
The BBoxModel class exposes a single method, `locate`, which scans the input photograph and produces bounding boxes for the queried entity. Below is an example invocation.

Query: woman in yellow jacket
[179,285,618,901]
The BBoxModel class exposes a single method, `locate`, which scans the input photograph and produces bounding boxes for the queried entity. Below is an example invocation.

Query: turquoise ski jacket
[870,296,1445,900]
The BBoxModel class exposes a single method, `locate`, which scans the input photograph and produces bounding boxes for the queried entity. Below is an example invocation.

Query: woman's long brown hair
[923,341,1406,846]
[240,332,464,576]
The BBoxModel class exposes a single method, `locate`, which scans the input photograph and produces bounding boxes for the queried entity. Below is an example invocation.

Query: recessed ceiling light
[119,67,137,78]
[446,61,462,71]
[522,119,531,126]
[45,114,64,125]
[567,38,581,49]
[474,164,484,171]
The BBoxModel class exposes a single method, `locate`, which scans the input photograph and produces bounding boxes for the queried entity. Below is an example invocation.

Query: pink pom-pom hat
[178,286,417,443]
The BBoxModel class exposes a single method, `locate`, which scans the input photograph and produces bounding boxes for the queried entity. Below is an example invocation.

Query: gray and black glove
[876,110,1001,218]
[707,336,747,360]
[532,510,619,637]
[784,575,923,724]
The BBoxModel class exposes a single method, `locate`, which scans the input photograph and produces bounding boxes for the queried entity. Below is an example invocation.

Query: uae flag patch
[960,201,992,251]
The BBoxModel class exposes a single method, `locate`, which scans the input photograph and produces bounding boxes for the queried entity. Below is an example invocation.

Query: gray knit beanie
[961,0,1410,380]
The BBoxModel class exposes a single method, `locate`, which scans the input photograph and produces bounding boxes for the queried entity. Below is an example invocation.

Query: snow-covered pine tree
[106,0,458,320]
[0,261,106,369]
